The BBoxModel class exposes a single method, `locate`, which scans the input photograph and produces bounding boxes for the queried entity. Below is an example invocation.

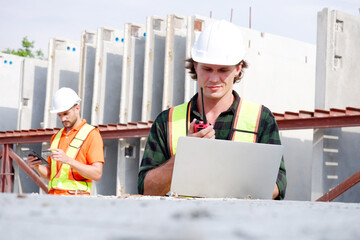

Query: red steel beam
[277,115,360,130]
[0,123,152,144]
[100,128,151,140]
[316,171,360,202]
[1,112,360,143]
[8,148,48,193]
[0,128,58,144]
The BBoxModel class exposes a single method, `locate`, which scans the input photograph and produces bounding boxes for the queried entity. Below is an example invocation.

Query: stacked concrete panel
[79,30,97,123]
[0,55,48,131]
[91,27,124,126]
[0,54,23,131]
[313,8,360,202]
[18,58,48,130]
[162,14,188,110]
[141,16,166,122]
[120,23,146,123]
[43,38,81,128]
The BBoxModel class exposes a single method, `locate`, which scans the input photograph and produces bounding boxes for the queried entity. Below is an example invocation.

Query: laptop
[170,136,284,199]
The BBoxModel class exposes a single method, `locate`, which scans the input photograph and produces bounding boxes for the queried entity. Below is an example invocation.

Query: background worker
[27,87,104,195]
[138,20,287,199]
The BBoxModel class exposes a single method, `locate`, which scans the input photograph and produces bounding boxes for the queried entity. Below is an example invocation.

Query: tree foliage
[2,36,44,59]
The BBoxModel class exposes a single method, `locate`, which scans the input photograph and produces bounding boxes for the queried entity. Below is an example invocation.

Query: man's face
[194,62,241,100]
[57,105,79,128]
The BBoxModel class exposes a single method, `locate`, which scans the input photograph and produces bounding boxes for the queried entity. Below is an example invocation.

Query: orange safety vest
[168,98,262,156]
[48,123,95,194]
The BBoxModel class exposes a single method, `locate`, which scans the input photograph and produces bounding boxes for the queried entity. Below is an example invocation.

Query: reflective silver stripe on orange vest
[168,99,261,155]
[48,123,95,193]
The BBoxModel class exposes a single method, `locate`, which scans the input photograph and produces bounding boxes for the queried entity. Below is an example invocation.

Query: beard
[62,119,76,128]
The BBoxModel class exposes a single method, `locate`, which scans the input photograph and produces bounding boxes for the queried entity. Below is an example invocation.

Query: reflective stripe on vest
[232,98,262,142]
[168,99,261,156]
[168,102,191,156]
[48,123,95,193]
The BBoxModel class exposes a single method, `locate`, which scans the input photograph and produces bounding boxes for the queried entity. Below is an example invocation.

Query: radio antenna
[200,87,207,124]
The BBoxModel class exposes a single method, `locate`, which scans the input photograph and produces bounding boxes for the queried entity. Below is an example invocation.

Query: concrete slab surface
[0,193,359,240]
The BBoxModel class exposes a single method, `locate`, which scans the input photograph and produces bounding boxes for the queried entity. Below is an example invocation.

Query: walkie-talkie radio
[194,87,210,133]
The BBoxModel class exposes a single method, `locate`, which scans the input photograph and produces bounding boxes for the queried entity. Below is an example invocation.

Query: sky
[0,0,358,58]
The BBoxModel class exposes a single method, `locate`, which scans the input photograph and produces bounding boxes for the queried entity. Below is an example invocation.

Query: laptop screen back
[170,136,284,199]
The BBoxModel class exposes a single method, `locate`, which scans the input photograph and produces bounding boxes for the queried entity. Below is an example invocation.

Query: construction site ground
[0,193,359,239]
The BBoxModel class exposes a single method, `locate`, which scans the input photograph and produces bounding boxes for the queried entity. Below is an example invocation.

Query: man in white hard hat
[27,87,104,195]
[138,20,286,199]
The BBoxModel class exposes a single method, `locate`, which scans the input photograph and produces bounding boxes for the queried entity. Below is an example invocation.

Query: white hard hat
[191,20,246,65]
[50,87,81,113]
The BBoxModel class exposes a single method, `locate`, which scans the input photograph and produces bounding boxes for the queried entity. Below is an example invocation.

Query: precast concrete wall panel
[162,14,187,110]
[79,31,97,124]
[232,27,316,201]
[313,9,360,202]
[234,28,316,113]
[0,54,23,131]
[119,23,146,123]
[141,16,166,122]
[43,38,80,128]
[18,58,48,130]
[91,27,124,126]
[184,15,214,101]
[90,27,124,196]
[316,9,360,110]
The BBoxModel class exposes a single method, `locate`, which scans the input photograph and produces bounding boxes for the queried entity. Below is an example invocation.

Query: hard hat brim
[50,103,79,114]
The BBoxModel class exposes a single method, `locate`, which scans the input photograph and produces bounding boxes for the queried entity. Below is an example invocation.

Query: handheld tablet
[27,149,49,165]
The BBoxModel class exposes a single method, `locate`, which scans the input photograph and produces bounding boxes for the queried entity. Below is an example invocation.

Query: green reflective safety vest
[48,123,95,193]
[168,99,262,156]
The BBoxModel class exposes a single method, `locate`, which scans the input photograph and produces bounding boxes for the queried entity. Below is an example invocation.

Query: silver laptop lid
[170,136,284,199]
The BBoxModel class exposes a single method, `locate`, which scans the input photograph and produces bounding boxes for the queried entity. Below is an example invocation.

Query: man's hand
[27,155,42,169]
[272,184,279,199]
[188,119,215,139]
[26,154,51,180]
[49,148,72,164]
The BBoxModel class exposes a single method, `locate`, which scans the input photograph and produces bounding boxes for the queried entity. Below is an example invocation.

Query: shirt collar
[189,90,240,119]
[62,119,87,135]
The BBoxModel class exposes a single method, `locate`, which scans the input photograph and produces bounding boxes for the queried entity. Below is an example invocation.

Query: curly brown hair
[185,58,248,83]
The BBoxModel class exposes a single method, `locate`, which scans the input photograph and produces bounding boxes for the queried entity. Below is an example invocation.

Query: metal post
[0,145,3,192]
[230,8,233,22]
[249,7,252,29]
[0,144,14,193]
